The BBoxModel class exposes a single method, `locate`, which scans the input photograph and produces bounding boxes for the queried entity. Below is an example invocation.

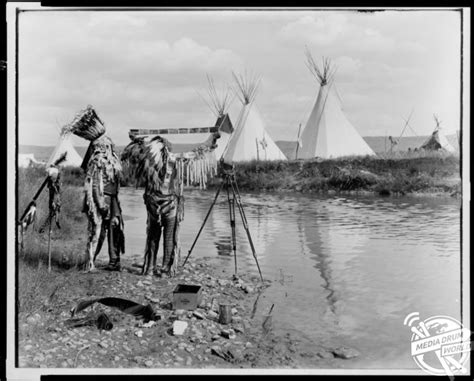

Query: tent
[18,153,40,168]
[199,75,234,161]
[420,115,456,153]
[222,72,287,163]
[47,127,83,167]
[298,51,375,159]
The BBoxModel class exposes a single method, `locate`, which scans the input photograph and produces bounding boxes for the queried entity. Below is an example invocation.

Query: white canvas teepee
[420,115,456,153]
[47,127,83,167]
[222,72,287,163]
[298,51,375,159]
[199,75,234,161]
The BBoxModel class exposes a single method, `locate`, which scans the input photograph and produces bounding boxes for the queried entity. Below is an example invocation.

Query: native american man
[122,133,219,277]
[69,106,125,272]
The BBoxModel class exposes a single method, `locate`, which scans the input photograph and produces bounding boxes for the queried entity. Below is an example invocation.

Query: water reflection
[118,187,461,369]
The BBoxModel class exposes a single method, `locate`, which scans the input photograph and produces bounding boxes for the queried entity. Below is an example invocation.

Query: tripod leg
[226,181,238,275]
[182,180,225,267]
[230,180,264,282]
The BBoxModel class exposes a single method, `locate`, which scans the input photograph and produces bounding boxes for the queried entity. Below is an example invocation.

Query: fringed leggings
[142,209,177,275]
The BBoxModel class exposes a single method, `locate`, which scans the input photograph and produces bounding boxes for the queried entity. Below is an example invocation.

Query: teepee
[222,72,287,163]
[298,50,375,159]
[47,127,83,167]
[420,114,456,153]
[199,75,234,161]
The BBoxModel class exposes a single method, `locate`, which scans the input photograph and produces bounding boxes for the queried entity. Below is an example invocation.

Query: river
[119,187,462,370]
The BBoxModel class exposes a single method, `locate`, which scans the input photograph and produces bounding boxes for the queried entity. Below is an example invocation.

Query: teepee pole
[295,123,302,159]
[47,218,52,273]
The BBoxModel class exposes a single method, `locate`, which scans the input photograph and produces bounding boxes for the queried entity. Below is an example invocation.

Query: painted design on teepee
[298,49,375,159]
[47,126,83,167]
[222,72,287,163]
[420,114,456,153]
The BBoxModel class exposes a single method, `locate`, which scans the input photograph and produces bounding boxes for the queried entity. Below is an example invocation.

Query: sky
[16,8,463,147]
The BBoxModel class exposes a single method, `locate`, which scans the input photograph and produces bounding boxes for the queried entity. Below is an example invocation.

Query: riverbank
[18,256,361,369]
[206,154,461,197]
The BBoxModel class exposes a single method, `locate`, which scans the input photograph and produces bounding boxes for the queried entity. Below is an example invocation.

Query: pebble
[139,320,156,328]
[220,329,236,339]
[317,351,334,359]
[193,311,205,320]
[135,330,144,338]
[231,308,238,315]
[332,347,360,359]
[99,341,108,349]
[207,311,218,320]
[136,281,144,287]
[245,342,253,348]
[144,360,153,367]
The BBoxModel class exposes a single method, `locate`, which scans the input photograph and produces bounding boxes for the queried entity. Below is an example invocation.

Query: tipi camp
[199,75,234,161]
[298,50,375,159]
[47,126,83,167]
[420,115,456,153]
[222,72,287,163]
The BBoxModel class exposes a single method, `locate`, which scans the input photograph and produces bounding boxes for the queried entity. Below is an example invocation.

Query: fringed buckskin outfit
[142,149,184,277]
[69,106,125,271]
[122,133,219,278]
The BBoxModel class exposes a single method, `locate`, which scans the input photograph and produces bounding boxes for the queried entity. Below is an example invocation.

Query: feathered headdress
[121,133,219,190]
[67,105,106,141]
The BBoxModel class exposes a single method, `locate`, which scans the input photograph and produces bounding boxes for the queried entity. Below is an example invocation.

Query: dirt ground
[17,256,360,370]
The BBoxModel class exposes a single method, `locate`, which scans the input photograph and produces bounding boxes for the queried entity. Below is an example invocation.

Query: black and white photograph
[6,4,470,378]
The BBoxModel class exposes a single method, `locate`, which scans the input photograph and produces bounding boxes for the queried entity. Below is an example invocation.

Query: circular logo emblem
[404,312,471,375]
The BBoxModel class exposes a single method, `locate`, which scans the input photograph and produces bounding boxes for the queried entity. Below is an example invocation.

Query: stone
[233,325,244,334]
[136,281,144,287]
[231,308,238,315]
[99,341,109,349]
[317,351,334,359]
[220,329,236,339]
[173,320,188,336]
[332,347,359,359]
[135,330,144,338]
[193,311,205,320]
[139,320,156,328]
[144,360,153,367]
[206,311,218,320]
[245,342,253,348]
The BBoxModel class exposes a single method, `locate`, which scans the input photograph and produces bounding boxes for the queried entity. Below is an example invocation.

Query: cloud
[279,14,348,46]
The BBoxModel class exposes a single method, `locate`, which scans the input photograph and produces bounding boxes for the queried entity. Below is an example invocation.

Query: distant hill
[276,134,459,160]
[19,134,460,163]
[18,143,213,163]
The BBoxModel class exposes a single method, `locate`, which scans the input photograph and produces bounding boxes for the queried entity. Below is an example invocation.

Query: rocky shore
[18,257,359,369]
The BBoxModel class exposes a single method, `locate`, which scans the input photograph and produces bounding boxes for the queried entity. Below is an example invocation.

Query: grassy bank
[17,165,88,269]
[16,151,461,270]
[207,153,461,196]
